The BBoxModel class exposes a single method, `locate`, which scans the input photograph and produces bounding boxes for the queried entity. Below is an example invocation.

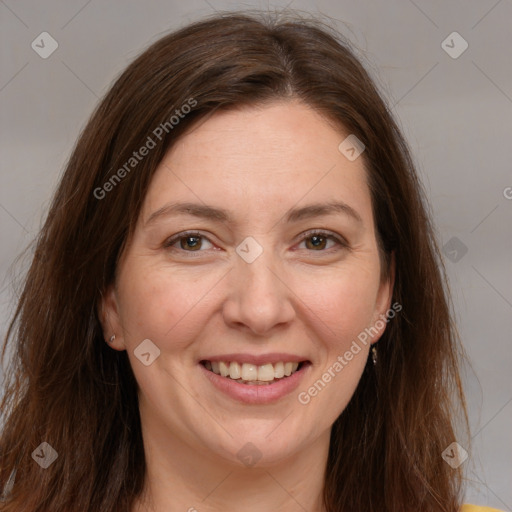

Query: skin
[100,100,395,512]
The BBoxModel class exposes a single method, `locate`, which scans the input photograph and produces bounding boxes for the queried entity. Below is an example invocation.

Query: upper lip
[200,353,309,366]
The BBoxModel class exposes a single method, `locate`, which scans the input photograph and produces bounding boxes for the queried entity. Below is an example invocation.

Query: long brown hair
[1,11,468,511]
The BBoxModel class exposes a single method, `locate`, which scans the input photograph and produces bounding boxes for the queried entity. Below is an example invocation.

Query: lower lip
[199,362,311,405]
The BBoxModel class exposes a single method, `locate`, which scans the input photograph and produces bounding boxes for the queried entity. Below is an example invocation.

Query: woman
[0,11,502,512]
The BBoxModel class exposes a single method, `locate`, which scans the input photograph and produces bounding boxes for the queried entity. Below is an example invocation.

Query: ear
[98,284,126,351]
[370,250,396,343]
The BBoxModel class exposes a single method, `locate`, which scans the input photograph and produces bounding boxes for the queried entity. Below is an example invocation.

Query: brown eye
[298,231,345,251]
[164,232,214,252]
[305,235,328,250]
[180,236,202,251]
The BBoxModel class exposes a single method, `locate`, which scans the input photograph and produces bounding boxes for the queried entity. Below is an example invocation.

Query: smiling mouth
[200,360,309,385]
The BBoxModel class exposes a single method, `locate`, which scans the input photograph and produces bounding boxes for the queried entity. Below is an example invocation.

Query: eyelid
[163,230,215,252]
[294,229,349,250]
[163,229,348,253]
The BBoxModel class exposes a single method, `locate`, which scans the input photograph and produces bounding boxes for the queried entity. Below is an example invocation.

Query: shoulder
[461,505,506,512]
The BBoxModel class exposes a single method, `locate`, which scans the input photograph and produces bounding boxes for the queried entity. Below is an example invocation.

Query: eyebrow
[286,201,362,224]
[145,200,363,227]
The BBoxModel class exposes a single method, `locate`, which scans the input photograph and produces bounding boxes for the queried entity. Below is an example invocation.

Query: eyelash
[163,229,348,255]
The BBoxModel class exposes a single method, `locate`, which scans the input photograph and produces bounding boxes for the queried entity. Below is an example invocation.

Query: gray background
[1,0,511,508]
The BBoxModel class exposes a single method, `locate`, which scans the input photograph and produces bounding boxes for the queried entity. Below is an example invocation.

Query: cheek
[294,270,376,422]
[116,260,218,350]
[294,263,380,348]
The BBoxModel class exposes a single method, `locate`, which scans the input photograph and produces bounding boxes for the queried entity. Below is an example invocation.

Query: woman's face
[102,100,394,467]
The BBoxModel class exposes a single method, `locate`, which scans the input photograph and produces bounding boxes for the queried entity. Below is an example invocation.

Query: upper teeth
[205,361,300,381]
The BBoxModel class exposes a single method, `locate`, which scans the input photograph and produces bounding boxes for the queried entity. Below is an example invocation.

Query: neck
[132,409,330,512]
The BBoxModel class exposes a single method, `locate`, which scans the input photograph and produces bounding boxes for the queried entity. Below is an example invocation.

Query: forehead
[165,100,352,172]
[141,100,372,225]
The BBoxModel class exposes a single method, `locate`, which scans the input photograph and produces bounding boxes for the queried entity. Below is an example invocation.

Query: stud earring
[108,334,116,343]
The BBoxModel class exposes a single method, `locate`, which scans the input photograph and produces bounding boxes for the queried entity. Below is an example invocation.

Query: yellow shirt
[461,505,504,512]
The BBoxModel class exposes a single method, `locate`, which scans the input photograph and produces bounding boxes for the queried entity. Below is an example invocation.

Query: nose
[222,249,295,336]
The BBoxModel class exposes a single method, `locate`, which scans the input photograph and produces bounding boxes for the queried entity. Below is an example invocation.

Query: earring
[108,334,116,343]
[371,345,378,366]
